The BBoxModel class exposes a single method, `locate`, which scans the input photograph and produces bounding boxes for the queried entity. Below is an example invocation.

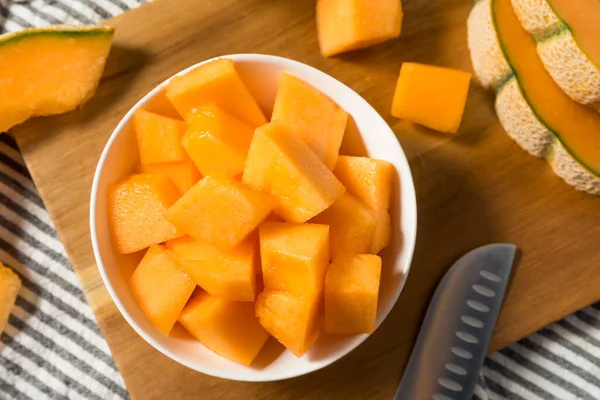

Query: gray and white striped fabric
[1,2,600,399]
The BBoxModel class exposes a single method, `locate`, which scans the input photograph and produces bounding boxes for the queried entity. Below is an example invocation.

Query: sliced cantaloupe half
[467,0,600,195]
[511,0,600,106]
[0,262,21,335]
[0,25,114,133]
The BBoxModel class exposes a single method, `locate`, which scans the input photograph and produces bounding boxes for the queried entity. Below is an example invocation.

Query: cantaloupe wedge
[511,0,600,105]
[467,0,600,195]
[271,73,348,169]
[134,109,188,165]
[140,154,201,195]
[179,292,270,366]
[0,25,114,133]
[316,0,403,57]
[0,263,21,335]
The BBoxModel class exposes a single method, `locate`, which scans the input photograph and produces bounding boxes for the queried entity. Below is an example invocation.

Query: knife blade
[394,243,517,400]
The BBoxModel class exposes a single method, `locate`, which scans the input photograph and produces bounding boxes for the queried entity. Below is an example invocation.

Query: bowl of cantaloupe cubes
[90,54,417,381]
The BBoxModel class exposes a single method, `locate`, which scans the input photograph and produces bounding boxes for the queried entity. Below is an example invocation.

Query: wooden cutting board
[11,0,600,398]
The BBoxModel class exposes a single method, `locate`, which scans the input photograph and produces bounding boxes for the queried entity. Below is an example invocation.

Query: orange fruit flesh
[140,154,201,195]
[134,109,188,165]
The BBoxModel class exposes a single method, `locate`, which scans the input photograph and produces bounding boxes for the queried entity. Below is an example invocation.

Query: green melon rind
[0,25,115,48]
[510,0,600,105]
[467,0,600,195]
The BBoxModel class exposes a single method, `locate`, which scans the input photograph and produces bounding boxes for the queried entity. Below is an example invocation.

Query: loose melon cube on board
[242,122,346,223]
[108,174,182,254]
[166,175,275,250]
[134,109,188,165]
[179,292,269,366]
[271,73,348,169]
[259,222,329,296]
[166,235,258,302]
[0,263,21,335]
[256,290,320,357]
[333,156,394,253]
[182,104,255,178]
[129,245,196,335]
[391,63,472,134]
[325,254,382,334]
[311,192,377,258]
[316,0,403,57]
[166,58,267,127]
[140,154,201,194]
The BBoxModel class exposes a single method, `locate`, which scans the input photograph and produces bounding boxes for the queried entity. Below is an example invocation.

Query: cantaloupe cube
[108,174,182,254]
[271,73,348,169]
[166,175,275,250]
[134,109,188,164]
[179,292,269,366]
[166,235,258,302]
[0,263,21,335]
[140,154,201,194]
[242,122,345,223]
[259,222,329,296]
[166,58,267,127]
[391,63,472,134]
[256,290,320,357]
[129,245,196,335]
[181,104,255,178]
[316,0,403,57]
[325,254,382,334]
[311,192,377,258]
[333,156,394,253]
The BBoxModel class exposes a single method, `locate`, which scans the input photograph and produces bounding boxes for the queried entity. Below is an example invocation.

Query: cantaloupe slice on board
[0,25,114,133]
[181,104,255,178]
[259,222,329,296]
[316,0,403,57]
[179,291,269,366]
[134,109,188,165]
[256,290,320,357]
[166,235,258,302]
[311,192,377,258]
[271,73,348,169]
[129,245,196,335]
[333,156,394,254]
[108,174,182,254]
[391,63,472,134]
[140,154,201,195]
[242,122,346,223]
[325,254,382,334]
[511,0,600,105]
[166,175,275,250]
[166,58,267,127]
[0,263,21,335]
[467,0,600,195]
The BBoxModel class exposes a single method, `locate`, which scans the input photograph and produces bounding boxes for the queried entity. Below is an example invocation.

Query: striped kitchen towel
[1,2,600,399]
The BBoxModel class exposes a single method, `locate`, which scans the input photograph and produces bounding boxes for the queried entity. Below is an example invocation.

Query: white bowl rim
[90,53,417,382]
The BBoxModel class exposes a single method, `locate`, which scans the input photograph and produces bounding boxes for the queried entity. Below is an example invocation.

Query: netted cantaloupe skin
[0,25,114,133]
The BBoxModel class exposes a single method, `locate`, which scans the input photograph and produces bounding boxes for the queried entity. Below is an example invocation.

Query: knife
[394,243,517,400]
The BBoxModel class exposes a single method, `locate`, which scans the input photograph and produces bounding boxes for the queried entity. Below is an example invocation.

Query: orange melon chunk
[316,0,403,57]
[271,73,348,169]
[166,58,267,127]
[179,292,269,366]
[166,235,258,302]
[311,192,377,258]
[259,222,329,296]
[333,156,394,254]
[256,290,320,357]
[134,109,188,165]
[129,245,195,335]
[140,154,201,195]
[108,174,182,254]
[391,63,472,134]
[325,254,382,334]
[182,104,255,178]
[0,26,114,133]
[166,175,275,250]
[0,263,21,335]
[242,122,346,223]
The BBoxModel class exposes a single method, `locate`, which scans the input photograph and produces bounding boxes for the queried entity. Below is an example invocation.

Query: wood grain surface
[11,0,600,398]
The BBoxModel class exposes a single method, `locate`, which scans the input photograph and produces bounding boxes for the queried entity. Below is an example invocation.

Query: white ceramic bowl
[90,54,417,382]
